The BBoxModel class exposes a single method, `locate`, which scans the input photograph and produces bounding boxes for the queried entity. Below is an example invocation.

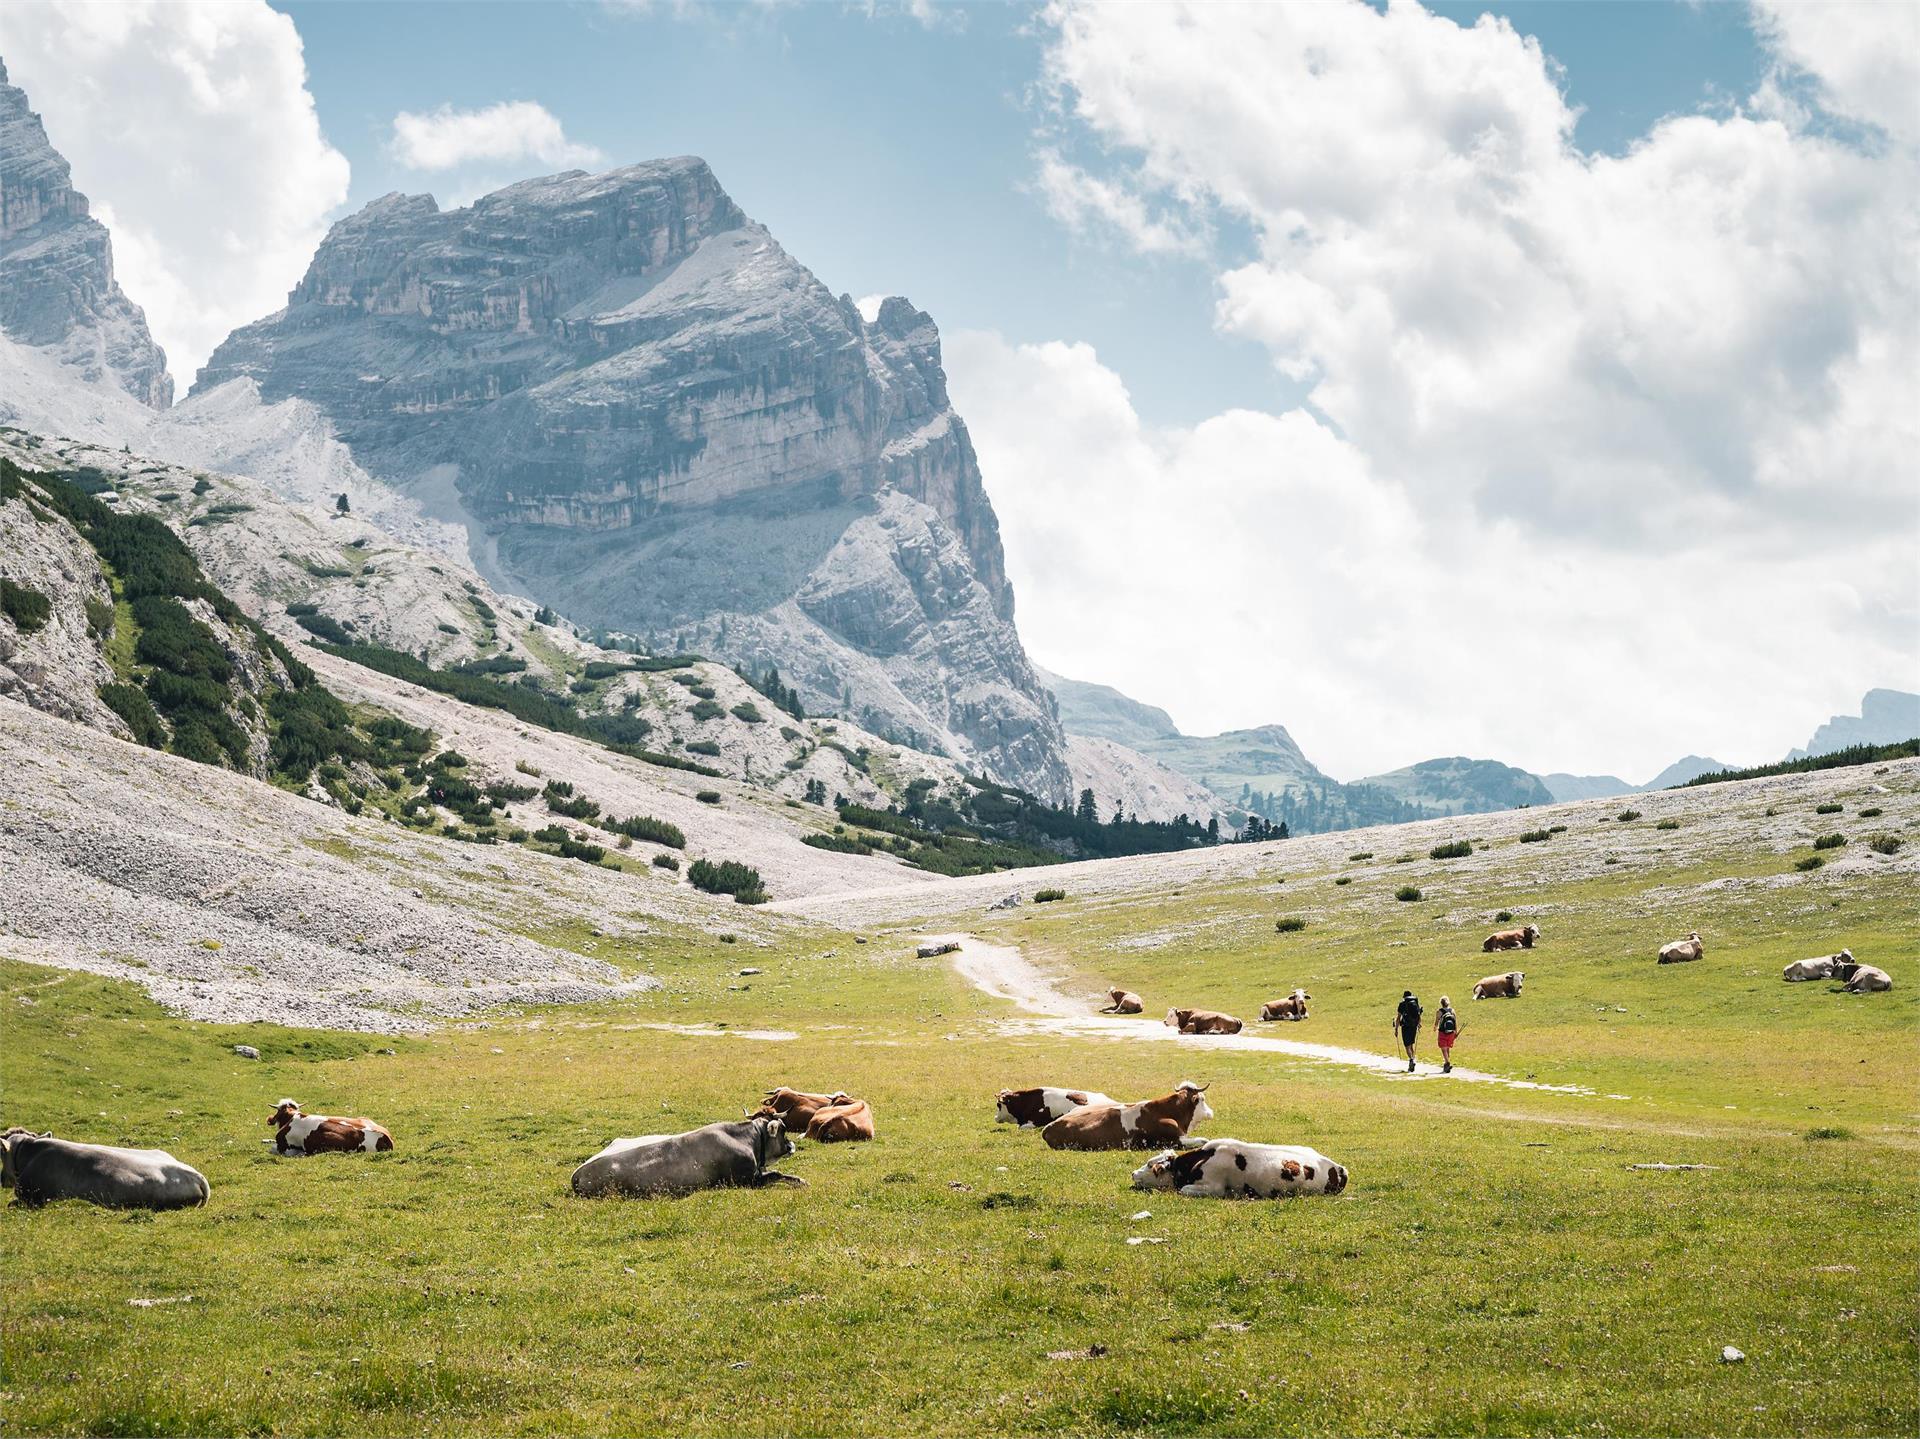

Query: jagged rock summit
[0,58,172,409]
[197,158,1068,797]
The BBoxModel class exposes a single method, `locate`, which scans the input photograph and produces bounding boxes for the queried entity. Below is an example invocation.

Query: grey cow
[571,1115,805,1198]
[1,1128,209,1210]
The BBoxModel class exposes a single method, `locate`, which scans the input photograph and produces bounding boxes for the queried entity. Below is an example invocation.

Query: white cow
[1843,965,1893,993]
[1658,931,1705,964]
[994,1086,1118,1128]
[1783,949,1850,982]
[1131,1139,1348,1198]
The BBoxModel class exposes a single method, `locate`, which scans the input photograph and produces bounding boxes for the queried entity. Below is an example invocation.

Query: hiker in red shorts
[1435,995,1460,1073]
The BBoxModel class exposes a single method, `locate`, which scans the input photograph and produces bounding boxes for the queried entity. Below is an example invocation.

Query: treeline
[1678,740,1920,788]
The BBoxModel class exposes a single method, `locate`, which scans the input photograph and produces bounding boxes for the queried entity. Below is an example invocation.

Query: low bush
[1395,885,1422,902]
[652,852,680,871]
[485,780,539,803]
[1429,840,1472,860]
[1858,806,1883,818]
[1035,888,1067,904]
[1274,916,1306,932]
[291,610,354,645]
[1548,824,1567,834]
[604,814,686,849]
[1794,855,1825,871]
[433,750,467,769]
[672,673,702,688]
[548,793,601,821]
[99,682,166,748]
[1868,834,1902,855]
[1333,876,1352,886]
[686,740,722,756]
[696,790,722,805]
[1348,851,1373,861]
[556,838,605,864]
[451,655,526,676]
[803,832,874,855]
[568,679,596,695]
[1812,833,1846,850]
[0,578,52,634]
[1803,1126,1855,1141]
[731,701,764,724]
[1815,802,1842,814]
[688,857,768,904]
[1655,818,1680,831]
[1616,808,1642,822]
[1518,829,1551,844]
[691,699,724,722]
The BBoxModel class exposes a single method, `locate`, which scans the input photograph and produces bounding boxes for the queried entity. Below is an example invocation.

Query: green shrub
[1333,876,1352,886]
[691,699,724,722]
[1494,909,1514,922]
[0,578,52,634]
[1518,829,1551,844]
[547,791,601,821]
[556,838,606,864]
[292,610,354,645]
[803,832,874,855]
[1868,834,1902,855]
[437,623,458,635]
[1395,885,1422,902]
[485,781,539,803]
[450,655,526,676]
[1812,833,1845,850]
[1548,824,1567,834]
[696,790,722,805]
[604,814,686,849]
[1815,803,1842,814]
[686,740,722,756]
[1429,840,1472,860]
[544,779,574,797]
[84,595,114,639]
[1035,888,1067,904]
[1858,807,1882,818]
[1803,1126,1854,1141]
[652,853,680,871]
[690,684,717,700]
[99,682,166,748]
[731,701,764,724]
[1794,855,1824,871]
[688,857,767,904]
[433,750,468,769]
[1274,916,1306,932]
[1616,808,1642,821]
[583,661,629,680]
[1348,851,1373,861]
[191,477,213,496]
[672,673,702,688]
[1655,818,1680,831]
[568,679,596,695]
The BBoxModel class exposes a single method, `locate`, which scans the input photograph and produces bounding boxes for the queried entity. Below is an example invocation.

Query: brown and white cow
[1843,964,1892,993]
[1472,971,1524,1000]
[1130,1140,1348,1198]
[1164,1008,1244,1035]
[1658,931,1705,964]
[1783,948,1851,982]
[1040,1082,1214,1151]
[805,1097,875,1142]
[269,1100,392,1155]
[1102,988,1144,1014]
[759,1087,852,1133]
[1259,989,1311,1022]
[995,1087,1118,1128]
[1483,923,1541,952]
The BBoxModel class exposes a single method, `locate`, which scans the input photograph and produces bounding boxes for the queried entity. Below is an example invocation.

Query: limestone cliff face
[197,159,1065,795]
[0,59,172,409]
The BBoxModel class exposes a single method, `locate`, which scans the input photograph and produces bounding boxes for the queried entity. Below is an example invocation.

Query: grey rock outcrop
[196,159,1067,797]
[0,59,172,408]
[1788,689,1920,760]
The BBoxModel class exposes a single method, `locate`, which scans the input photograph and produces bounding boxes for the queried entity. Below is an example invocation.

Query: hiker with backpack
[1392,990,1422,1073]
[1435,996,1459,1073]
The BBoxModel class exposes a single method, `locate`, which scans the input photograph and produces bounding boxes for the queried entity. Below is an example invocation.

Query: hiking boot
[1407,1060,1416,1073]
[1443,1060,1452,1073]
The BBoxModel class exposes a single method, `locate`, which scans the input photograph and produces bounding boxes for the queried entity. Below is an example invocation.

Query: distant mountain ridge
[1789,689,1920,760]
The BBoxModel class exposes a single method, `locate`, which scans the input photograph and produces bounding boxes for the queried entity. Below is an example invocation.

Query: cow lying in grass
[760,1087,851,1133]
[1784,949,1851,982]
[805,1097,875,1142]
[1165,1007,1244,1035]
[1842,964,1893,993]
[1472,971,1524,1000]
[1101,988,1144,1014]
[2,1128,208,1210]
[1259,989,1310,1021]
[1483,924,1541,952]
[1658,931,1705,964]
[1131,1140,1347,1199]
[995,1087,1118,1128]
[1041,1082,1213,1151]
[270,1100,393,1155]
[571,1116,803,1197]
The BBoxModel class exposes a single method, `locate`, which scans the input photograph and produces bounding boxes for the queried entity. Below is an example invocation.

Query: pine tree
[335,493,350,514]
[1076,788,1097,824]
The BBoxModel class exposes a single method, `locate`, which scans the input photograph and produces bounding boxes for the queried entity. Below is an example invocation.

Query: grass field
[4,772,1918,1436]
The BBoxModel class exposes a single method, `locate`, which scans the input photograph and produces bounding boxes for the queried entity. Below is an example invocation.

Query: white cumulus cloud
[0,0,350,392]
[975,0,1920,777]
[390,101,605,173]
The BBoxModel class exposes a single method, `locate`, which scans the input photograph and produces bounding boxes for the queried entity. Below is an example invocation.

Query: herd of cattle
[1,914,1894,1211]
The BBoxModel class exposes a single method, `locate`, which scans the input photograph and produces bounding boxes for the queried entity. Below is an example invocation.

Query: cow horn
[1195,1082,1210,1092]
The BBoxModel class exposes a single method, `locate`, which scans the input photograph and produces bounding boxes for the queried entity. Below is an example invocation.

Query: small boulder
[232,1045,260,1060]
[1721,1346,1745,1364]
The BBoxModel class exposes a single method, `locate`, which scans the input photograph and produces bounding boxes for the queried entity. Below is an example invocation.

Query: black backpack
[1437,1008,1457,1035]
[1397,995,1422,1029]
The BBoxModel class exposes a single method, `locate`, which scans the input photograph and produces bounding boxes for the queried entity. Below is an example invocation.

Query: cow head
[1174,1081,1214,1126]
[1130,1151,1181,1191]
[269,1099,301,1129]
[1524,924,1541,941]
[1836,949,1853,963]
[1164,1008,1191,1029]
[1510,972,1525,992]
[749,1113,795,1170]
[1293,989,1311,1001]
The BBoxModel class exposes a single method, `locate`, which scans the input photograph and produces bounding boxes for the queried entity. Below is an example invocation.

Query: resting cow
[270,1100,392,1155]
[1164,1007,1244,1035]
[805,1097,875,1142]
[1472,971,1524,1000]
[1831,956,1863,983]
[2,1128,208,1210]
[1041,1082,1214,1151]
[1259,989,1310,1022]
[760,1087,851,1133]
[1131,1140,1348,1198]
[1843,965,1892,993]
[995,1086,1118,1128]
[1784,949,1850,982]
[571,1115,803,1197]
[1101,988,1144,1014]
[1658,931,1705,965]
[1483,923,1541,952]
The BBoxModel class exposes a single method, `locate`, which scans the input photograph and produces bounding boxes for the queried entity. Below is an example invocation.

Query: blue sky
[277,0,1772,429]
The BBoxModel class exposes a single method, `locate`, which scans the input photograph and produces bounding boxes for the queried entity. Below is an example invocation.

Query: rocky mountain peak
[196,156,1066,796]
[0,57,172,408]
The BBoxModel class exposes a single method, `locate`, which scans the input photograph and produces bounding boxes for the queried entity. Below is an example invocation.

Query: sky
[0,0,1913,782]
